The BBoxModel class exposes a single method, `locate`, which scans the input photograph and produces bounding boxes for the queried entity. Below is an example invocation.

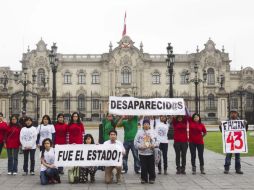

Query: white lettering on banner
[221,120,248,154]
[54,144,123,167]
[109,96,185,116]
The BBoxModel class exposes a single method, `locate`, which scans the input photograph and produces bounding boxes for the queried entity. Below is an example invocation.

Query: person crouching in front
[134,119,159,184]
[104,129,125,184]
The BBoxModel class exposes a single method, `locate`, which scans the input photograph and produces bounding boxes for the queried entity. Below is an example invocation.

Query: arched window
[208,94,215,108]
[78,72,86,84]
[121,66,131,84]
[92,72,100,84]
[64,72,71,84]
[152,72,160,84]
[207,68,215,85]
[37,68,45,86]
[78,94,85,111]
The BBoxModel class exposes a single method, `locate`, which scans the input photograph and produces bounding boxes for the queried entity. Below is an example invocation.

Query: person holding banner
[101,113,116,143]
[54,113,68,174]
[172,115,188,174]
[68,112,85,144]
[220,109,248,174]
[104,129,125,184]
[134,119,158,184]
[116,115,141,174]
[40,138,61,185]
[188,113,207,175]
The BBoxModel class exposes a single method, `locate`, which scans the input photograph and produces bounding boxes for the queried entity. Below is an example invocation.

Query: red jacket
[54,122,68,145]
[6,125,21,148]
[188,118,207,144]
[0,121,8,144]
[172,117,188,143]
[68,123,85,144]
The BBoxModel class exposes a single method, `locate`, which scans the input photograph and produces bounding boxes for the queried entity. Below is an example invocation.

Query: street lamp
[14,67,36,113]
[166,43,175,98]
[217,74,225,90]
[185,63,207,114]
[49,42,58,122]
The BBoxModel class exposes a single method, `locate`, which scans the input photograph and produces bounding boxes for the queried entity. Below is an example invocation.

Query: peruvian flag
[122,12,127,36]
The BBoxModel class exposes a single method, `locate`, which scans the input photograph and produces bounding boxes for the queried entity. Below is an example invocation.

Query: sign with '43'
[221,120,248,153]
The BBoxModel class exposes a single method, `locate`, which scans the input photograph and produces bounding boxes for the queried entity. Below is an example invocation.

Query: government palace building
[0,36,253,124]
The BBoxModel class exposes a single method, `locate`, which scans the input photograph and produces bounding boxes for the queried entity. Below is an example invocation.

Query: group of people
[0,108,247,185]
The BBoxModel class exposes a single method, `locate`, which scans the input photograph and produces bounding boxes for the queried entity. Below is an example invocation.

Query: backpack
[68,167,79,184]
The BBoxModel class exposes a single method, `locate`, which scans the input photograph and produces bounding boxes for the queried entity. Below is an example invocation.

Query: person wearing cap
[134,119,159,184]
[0,112,8,157]
[219,109,248,174]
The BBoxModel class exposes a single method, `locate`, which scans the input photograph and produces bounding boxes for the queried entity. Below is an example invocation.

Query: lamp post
[14,67,36,113]
[49,43,58,122]
[166,43,175,98]
[217,74,225,90]
[185,63,207,114]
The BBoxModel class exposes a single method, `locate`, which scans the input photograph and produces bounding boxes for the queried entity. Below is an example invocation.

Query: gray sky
[1,0,254,70]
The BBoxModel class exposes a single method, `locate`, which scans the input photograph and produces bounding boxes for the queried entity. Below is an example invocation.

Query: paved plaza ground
[0,128,254,190]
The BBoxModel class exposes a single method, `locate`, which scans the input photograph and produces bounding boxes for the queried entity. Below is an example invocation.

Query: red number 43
[226,131,243,151]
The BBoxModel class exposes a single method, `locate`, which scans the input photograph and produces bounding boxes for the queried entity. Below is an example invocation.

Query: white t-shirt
[20,126,37,150]
[155,121,169,143]
[37,124,56,146]
[104,140,126,154]
[40,148,55,171]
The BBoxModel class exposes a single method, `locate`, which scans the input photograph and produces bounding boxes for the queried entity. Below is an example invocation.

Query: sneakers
[7,172,12,175]
[176,169,181,174]
[135,170,141,174]
[121,170,127,174]
[141,179,146,184]
[30,172,35,175]
[13,172,17,176]
[236,170,243,174]
[224,170,229,174]
[149,180,155,184]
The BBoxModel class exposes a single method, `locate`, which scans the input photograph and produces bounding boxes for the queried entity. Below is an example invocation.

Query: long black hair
[57,113,65,124]
[69,112,81,125]
[41,138,53,158]
[40,115,52,125]
[192,113,202,123]
[84,134,95,144]
[9,115,20,127]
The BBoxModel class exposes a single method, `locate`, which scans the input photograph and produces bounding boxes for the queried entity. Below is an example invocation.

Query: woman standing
[6,115,21,175]
[37,115,55,151]
[54,113,68,174]
[0,112,8,157]
[188,113,207,174]
[155,115,169,175]
[68,112,85,144]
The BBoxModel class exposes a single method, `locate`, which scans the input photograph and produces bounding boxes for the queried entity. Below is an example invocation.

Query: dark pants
[189,143,204,167]
[224,153,241,171]
[139,155,155,182]
[7,148,19,173]
[23,149,36,173]
[173,142,188,170]
[40,168,60,185]
[123,141,140,173]
[158,143,168,170]
[0,143,3,155]
[79,167,97,183]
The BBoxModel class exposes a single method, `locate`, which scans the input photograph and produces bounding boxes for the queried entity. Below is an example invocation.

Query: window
[180,74,188,84]
[246,94,253,108]
[208,94,215,108]
[64,72,71,84]
[152,72,160,84]
[207,68,215,85]
[78,94,85,111]
[230,98,238,109]
[12,99,20,110]
[92,72,100,84]
[92,99,99,109]
[78,73,86,84]
[121,66,131,84]
[64,99,70,110]
[37,68,45,86]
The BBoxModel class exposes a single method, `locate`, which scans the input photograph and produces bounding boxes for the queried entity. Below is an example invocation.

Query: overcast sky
[0,0,253,70]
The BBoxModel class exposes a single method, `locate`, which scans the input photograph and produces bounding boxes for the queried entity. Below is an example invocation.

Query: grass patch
[205,131,254,157]
[0,148,7,159]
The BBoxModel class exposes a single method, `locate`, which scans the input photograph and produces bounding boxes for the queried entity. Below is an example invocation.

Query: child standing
[134,119,158,184]
[20,117,37,175]
[6,115,21,175]
[79,134,97,183]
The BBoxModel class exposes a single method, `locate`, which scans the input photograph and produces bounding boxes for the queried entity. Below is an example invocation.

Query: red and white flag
[122,12,127,37]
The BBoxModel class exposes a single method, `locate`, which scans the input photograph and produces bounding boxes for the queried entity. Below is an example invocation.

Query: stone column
[217,89,228,122]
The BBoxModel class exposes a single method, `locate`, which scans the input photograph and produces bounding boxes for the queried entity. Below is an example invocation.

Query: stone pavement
[0,128,254,190]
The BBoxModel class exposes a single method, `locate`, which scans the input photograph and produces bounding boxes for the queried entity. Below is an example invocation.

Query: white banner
[54,144,123,167]
[108,96,185,115]
[221,120,248,153]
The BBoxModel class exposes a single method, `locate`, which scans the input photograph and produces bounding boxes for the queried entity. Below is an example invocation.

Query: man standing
[220,109,248,174]
[117,115,141,174]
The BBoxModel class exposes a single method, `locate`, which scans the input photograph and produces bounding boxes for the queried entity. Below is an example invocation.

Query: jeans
[189,143,204,167]
[158,143,168,170]
[7,148,19,173]
[224,153,241,171]
[23,149,36,173]
[40,168,60,185]
[173,142,188,170]
[123,140,140,173]
[139,155,155,182]
[0,143,3,155]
